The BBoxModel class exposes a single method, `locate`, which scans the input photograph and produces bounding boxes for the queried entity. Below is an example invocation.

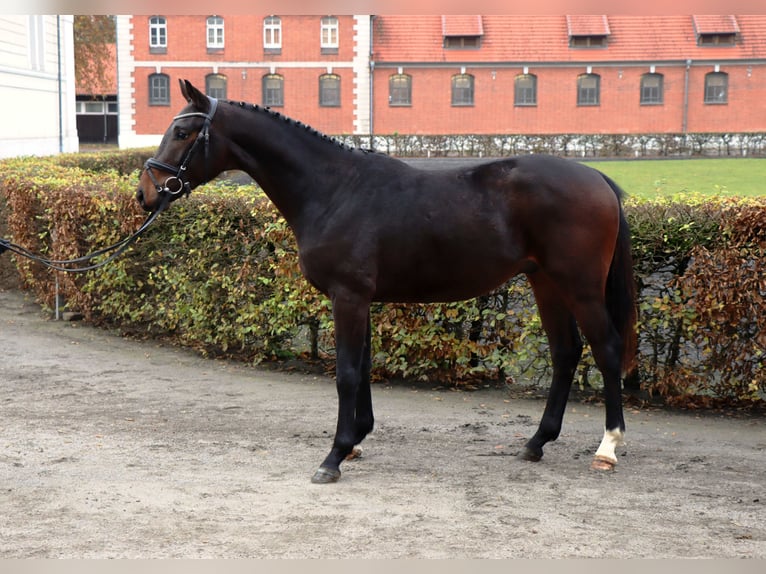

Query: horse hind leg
[570,299,626,471]
[520,273,583,462]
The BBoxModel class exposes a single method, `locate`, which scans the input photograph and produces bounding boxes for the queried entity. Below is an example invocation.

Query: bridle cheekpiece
[143,96,219,200]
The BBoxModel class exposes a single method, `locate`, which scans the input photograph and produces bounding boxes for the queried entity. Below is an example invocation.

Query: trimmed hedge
[1,152,763,407]
[341,132,766,158]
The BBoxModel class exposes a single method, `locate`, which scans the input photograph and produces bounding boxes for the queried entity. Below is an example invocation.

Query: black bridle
[143,96,219,200]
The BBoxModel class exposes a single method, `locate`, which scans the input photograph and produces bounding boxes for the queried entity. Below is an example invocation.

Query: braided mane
[225,99,374,153]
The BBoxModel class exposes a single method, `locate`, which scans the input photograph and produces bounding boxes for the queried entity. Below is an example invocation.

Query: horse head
[137,79,225,212]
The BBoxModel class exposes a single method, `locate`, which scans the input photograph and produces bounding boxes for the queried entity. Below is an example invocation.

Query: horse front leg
[311,294,371,484]
[348,313,374,460]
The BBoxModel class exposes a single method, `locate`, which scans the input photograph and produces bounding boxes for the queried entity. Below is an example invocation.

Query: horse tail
[601,173,638,376]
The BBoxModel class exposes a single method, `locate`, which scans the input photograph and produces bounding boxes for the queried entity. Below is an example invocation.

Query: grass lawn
[582,158,766,199]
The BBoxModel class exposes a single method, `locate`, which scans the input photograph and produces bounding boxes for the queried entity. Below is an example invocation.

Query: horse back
[298,154,621,303]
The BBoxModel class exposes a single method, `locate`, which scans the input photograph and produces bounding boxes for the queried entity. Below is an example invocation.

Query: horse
[137,79,637,484]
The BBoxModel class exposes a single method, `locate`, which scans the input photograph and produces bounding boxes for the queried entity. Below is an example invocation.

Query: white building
[0,15,78,158]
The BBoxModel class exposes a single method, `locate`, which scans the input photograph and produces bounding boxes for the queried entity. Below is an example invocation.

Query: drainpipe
[57,15,64,153]
[682,59,691,134]
[369,15,375,151]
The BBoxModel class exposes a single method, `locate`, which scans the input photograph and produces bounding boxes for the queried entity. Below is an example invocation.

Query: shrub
[1,153,763,407]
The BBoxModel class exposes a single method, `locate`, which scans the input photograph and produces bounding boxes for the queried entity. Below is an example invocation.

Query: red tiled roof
[442,15,483,37]
[566,15,610,37]
[372,15,766,64]
[692,15,740,34]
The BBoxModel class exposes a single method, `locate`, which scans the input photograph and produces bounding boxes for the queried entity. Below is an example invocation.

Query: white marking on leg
[594,427,625,464]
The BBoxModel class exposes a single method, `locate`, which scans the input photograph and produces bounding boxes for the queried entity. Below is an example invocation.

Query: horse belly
[374,249,525,304]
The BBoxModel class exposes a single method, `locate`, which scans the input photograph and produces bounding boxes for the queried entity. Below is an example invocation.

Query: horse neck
[225,103,351,225]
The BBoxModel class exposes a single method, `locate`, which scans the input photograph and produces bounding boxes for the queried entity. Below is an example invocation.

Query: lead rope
[0,192,171,273]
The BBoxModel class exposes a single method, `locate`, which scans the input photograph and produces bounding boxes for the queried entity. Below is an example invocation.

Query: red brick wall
[373,64,766,135]
[130,15,356,135]
[131,15,355,63]
[128,16,766,138]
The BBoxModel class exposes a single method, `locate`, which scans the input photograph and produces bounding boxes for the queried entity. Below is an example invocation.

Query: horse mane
[224,99,377,155]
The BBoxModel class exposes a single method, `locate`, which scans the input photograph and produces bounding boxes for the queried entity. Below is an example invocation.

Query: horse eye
[175,129,189,141]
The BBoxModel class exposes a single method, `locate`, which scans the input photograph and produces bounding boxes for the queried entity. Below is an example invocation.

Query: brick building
[116,14,766,148]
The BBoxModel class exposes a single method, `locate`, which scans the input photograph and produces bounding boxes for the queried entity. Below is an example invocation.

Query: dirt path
[0,288,764,558]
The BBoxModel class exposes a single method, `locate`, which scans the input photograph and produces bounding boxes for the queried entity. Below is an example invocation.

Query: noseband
[143,96,219,199]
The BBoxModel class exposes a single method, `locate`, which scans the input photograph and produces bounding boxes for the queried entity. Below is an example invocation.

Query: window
[205,73,227,99]
[567,15,610,49]
[444,36,481,49]
[640,73,664,105]
[149,16,167,53]
[577,73,600,106]
[442,16,483,50]
[693,15,739,46]
[149,73,170,106]
[76,98,118,115]
[704,71,728,104]
[451,74,474,106]
[389,74,412,106]
[263,74,284,107]
[264,16,281,53]
[206,16,224,50]
[319,73,340,107]
[320,16,339,53]
[698,33,737,46]
[569,35,608,48]
[514,74,537,106]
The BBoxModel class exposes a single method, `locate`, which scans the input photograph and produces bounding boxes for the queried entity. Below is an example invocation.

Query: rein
[0,193,171,273]
[143,97,219,198]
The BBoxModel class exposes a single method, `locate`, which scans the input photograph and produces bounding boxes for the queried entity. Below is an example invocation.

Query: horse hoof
[590,455,617,471]
[345,446,363,461]
[519,446,542,462]
[311,466,341,484]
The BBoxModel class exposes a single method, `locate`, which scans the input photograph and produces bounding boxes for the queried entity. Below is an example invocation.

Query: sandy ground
[0,288,764,558]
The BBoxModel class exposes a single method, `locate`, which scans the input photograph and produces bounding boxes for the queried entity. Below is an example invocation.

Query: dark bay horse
[138,79,637,483]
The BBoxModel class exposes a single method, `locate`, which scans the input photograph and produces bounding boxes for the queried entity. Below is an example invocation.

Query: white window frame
[207,15,224,49]
[320,16,339,49]
[76,100,118,115]
[264,16,281,49]
[149,16,167,49]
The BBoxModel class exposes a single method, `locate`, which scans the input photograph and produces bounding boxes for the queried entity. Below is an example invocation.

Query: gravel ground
[0,288,764,558]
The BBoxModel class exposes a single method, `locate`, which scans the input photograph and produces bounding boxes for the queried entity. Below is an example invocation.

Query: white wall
[0,15,78,158]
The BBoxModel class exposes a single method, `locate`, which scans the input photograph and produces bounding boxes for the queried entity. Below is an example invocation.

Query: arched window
[205,73,227,99]
[514,73,537,106]
[451,73,474,106]
[389,74,412,106]
[264,16,281,52]
[148,73,170,106]
[319,73,341,107]
[704,71,728,104]
[640,73,664,105]
[263,74,284,107]
[577,73,600,106]
[206,15,224,49]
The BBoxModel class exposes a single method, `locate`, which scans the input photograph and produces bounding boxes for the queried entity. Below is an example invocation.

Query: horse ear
[179,78,191,102]
[179,79,210,112]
